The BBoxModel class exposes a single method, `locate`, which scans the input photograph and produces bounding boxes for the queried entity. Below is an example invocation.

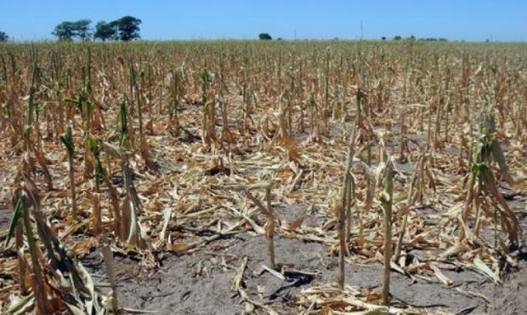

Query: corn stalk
[60,126,78,219]
[380,160,394,305]
[337,134,355,289]
[246,185,278,269]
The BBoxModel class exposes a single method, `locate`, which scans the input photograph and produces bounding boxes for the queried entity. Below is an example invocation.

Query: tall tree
[0,31,8,42]
[52,21,76,41]
[94,21,118,41]
[74,19,92,41]
[258,33,272,40]
[52,19,92,41]
[115,16,142,41]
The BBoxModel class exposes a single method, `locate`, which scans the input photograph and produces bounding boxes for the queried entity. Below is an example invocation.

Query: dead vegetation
[0,41,526,314]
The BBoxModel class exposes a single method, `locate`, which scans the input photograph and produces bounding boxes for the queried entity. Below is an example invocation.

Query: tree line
[52,16,142,41]
[386,35,448,42]
[0,31,8,42]
[0,28,457,43]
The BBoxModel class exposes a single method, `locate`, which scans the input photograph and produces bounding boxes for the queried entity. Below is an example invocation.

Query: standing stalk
[60,126,77,220]
[338,134,355,289]
[20,195,49,314]
[246,187,277,269]
[381,160,394,305]
[265,185,276,269]
[102,239,119,314]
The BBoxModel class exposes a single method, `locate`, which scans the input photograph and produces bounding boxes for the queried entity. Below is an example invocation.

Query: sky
[0,0,525,42]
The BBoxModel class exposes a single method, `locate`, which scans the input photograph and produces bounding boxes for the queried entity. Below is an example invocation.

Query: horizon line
[2,38,527,44]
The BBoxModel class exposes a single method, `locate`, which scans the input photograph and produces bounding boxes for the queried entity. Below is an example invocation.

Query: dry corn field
[0,41,526,315]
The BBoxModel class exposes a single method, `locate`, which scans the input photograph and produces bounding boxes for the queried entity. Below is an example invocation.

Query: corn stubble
[0,41,526,314]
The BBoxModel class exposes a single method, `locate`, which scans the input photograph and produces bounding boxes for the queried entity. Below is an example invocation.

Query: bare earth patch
[82,232,527,315]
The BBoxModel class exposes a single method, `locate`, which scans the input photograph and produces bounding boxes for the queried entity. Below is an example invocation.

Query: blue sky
[1,0,525,41]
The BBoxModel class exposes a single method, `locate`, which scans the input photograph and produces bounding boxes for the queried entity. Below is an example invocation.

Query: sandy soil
[80,231,526,315]
[1,196,525,314]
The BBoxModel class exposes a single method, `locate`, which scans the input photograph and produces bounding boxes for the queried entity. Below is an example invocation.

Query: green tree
[115,16,142,41]
[52,21,76,41]
[258,33,272,40]
[0,31,8,42]
[94,21,118,41]
[74,19,92,41]
[52,19,92,41]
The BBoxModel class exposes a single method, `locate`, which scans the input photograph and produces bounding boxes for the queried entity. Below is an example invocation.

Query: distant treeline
[0,27,498,43]
[51,16,142,41]
[0,31,8,42]
[385,35,448,41]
